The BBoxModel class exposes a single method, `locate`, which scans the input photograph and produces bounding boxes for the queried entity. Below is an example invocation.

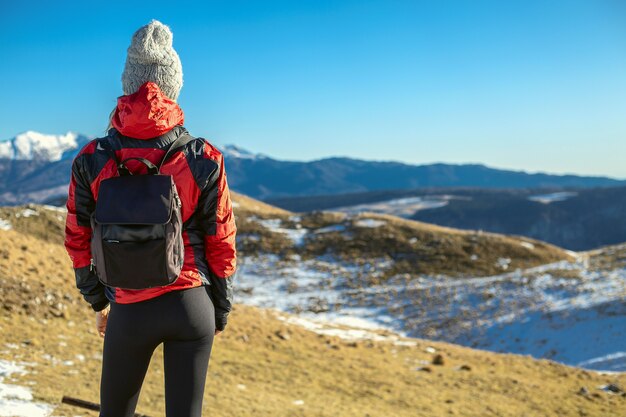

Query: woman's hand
[96,304,110,338]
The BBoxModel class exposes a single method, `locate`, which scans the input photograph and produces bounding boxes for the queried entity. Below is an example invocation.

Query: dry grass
[0,223,624,416]
[229,196,574,278]
[0,204,66,245]
[231,191,292,218]
[303,212,572,279]
[529,268,584,280]
[2,195,573,279]
[4,305,625,417]
[586,243,626,271]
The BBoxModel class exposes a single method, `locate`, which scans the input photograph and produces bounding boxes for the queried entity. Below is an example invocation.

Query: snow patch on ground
[496,257,511,270]
[335,195,462,218]
[0,360,52,417]
[466,300,626,372]
[353,218,386,228]
[578,352,626,372]
[382,261,626,371]
[275,313,416,346]
[314,224,346,234]
[529,192,577,204]
[40,205,67,213]
[15,209,38,218]
[0,219,11,231]
[235,254,626,372]
[252,218,309,246]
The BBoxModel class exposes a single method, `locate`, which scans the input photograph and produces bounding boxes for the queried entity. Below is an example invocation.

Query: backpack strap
[157,133,196,174]
[99,132,196,176]
[98,137,122,176]
[119,157,158,175]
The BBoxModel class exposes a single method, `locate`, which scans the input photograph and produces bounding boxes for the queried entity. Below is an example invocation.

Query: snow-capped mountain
[0,131,265,163]
[0,131,92,162]
[221,144,267,160]
[1,130,625,207]
[0,131,264,205]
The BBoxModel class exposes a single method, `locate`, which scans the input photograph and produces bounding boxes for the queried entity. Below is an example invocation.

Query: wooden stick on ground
[61,396,152,417]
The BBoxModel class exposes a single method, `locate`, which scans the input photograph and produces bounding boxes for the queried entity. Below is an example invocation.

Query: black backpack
[89,133,195,290]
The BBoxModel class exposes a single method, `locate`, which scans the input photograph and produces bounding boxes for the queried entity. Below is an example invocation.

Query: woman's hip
[108,285,215,341]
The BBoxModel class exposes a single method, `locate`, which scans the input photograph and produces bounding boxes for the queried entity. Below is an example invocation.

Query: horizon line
[4,129,625,182]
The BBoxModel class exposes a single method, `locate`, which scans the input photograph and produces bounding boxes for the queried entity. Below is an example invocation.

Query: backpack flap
[95,174,175,225]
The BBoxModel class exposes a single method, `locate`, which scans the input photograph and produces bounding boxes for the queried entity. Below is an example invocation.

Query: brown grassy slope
[585,242,626,271]
[160,191,574,276]
[304,212,571,279]
[230,193,574,277]
[0,229,624,417]
[2,192,573,279]
[231,191,292,218]
[0,204,66,245]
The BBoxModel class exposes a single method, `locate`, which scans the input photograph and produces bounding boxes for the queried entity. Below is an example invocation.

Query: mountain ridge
[0,130,623,205]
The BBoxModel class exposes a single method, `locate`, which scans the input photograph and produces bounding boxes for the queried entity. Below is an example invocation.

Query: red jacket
[64,82,237,330]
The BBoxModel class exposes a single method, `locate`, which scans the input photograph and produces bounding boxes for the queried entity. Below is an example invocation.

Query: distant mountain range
[267,187,626,251]
[410,186,626,250]
[0,131,622,205]
[0,131,264,204]
[225,156,623,200]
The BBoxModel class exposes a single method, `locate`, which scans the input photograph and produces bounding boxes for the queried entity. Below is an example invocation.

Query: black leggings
[100,285,215,417]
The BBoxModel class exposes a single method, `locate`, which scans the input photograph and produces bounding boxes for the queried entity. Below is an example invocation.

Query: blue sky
[1,0,625,178]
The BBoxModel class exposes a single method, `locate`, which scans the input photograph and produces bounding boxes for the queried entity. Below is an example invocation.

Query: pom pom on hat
[121,20,183,101]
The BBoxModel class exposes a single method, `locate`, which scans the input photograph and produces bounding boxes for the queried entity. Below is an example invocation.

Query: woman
[64,20,237,417]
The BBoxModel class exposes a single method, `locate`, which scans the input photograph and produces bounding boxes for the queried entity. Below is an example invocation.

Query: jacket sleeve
[64,149,110,312]
[196,149,237,331]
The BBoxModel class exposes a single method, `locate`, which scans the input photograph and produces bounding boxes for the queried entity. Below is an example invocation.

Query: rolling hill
[0,201,624,416]
[267,186,626,250]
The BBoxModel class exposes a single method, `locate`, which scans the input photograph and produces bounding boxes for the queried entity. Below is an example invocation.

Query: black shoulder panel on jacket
[185,138,219,190]
[76,143,111,185]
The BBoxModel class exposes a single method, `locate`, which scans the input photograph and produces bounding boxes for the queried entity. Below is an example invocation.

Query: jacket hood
[112,81,185,139]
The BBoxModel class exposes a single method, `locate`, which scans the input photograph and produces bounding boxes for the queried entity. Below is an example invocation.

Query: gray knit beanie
[121,20,183,101]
